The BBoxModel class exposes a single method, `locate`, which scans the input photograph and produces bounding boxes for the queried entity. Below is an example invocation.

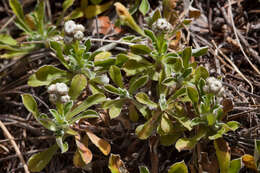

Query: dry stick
[0,15,15,32]
[211,40,254,93]
[45,0,52,22]
[227,0,260,79]
[0,120,30,173]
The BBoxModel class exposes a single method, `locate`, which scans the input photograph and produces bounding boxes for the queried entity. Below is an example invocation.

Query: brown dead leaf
[74,135,93,166]
[86,129,111,155]
[242,154,257,172]
[169,30,182,50]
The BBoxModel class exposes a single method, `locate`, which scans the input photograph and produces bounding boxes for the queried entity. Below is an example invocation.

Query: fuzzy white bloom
[75,24,85,32]
[203,77,223,95]
[74,31,84,40]
[47,84,57,94]
[56,83,69,95]
[64,36,73,44]
[60,95,70,103]
[152,18,172,33]
[49,94,58,103]
[64,20,76,35]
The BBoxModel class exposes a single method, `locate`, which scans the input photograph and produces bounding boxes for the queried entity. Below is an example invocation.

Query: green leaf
[136,111,161,140]
[9,0,24,20]
[50,41,69,69]
[21,94,39,118]
[103,99,126,109]
[144,29,157,44]
[0,34,17,46]
[206,113,216,126]
[123,59,151,76]
[160,134,181,146]
[226,121,240,131]
[194,66,209,83]
[109,65,124,88]
[35,0,45,35]
[139,166,150,173]
[56,137,69,153]
[94,51,115,67]
[70,110,99,124]
[139,0,150,16]
[129,103,139,122]
[9,0,31,32]
[182,46,192,69]
[115,53,129,66]
[62,0,75,12]
[175,127,206,151]
[162,77,175,86]
[148,8,161,26]
[160,113,173,134]
[84,1,113,19]
[66,93,106,120]
[103,84,123,95]
[129,75,149,94]
[69,74,87,100]
[214,138,230,173]
[255,139,260,163]
[192,46,208,57]
[135,92,157,109]
[109,101,124,119]
[65,8,84,20]
[90,0,102,5]
[167,87,186,104]
[28,65,69,87]
[208,121,239,140]
[38,114,57,131]
[168,161,188,173]
[27,144,59,172]
[187,86,199,104]
[130,44,152,55]
[229,158,242,173]
[90,75,110,85]
[49,109,63,124]
[108,154,129,173]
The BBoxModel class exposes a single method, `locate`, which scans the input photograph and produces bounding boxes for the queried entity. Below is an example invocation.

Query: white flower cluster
[203,77,224,96]
[152,18,173,33]
[64,20,85,43]
[47,83,70,104]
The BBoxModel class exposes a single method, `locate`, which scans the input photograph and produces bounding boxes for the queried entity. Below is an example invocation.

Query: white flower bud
[203,77,223,95]
[60,95,70,103]
[75,24,85,32]
[64,20,76,35]
[74,31,84,40]
[56,83,69,95]
[49,94,58,104]
[64,36,73,44]
[47,84,57,94]
[152,18,172,33]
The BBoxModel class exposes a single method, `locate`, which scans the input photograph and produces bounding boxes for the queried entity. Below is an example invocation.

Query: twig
[45,0,52,22]
[0,15,15,32]
[0,120,30,173]
[227,0,260,77]
[212,40,254,93]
